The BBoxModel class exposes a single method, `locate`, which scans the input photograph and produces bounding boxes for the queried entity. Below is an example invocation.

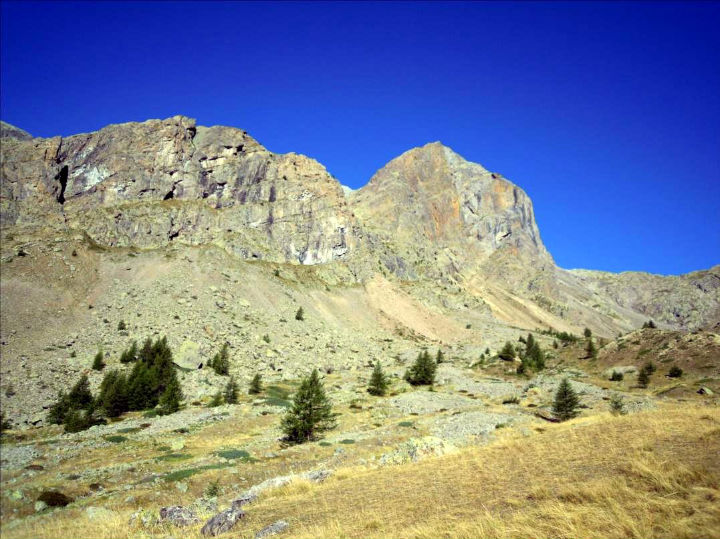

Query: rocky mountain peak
[1,121,33,141]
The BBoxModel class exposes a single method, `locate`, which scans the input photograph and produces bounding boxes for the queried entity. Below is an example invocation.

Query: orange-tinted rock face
[351,142,552,277]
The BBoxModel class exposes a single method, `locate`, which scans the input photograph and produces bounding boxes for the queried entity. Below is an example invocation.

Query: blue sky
[1,1,718,275]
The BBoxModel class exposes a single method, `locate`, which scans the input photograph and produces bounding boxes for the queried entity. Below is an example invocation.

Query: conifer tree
[224,376,239,404]
[68,374,93,409]
[436,349,445,364]
[295,307,305,321]
[367,361,390,396]
[48,390,71,425]
[0,410,10,432]
[120,341,138,363]
[209,392,223,407]
[586,338,597,359]
[249,373,263,395]
[584,327,592,338]
[210,343,230,375]
[498,341,516,361]
[92,350,105,371]
[158,374,183,415]
[281,369,337,443]
[98,370,129,418]
[404,350,436,385]
[552,378,580,421]
[638,366,651,388]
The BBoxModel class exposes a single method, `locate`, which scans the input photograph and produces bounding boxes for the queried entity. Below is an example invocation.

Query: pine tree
[610,370,624,382]
[367,361,390,396]
[498,341,516,361]
[586,338,597,359]
[210,343,230,376]
[552,378,580,421]
[209,391,223,407]
[248,373,263,395]
[126,361,155,410]
[584,327,592,338]
[281,369,337,443]
[67,374,93,409]
[404,350,436,385]
[118,320,127,331]
[295,307,305,321]
[92,350,106,371]
[638,367,651,388]
[120,341,138,363]
[436,349,445,364]
[48,391,71,424]
[668,365,683,378]
[224,376,239,404]
[63,409,95,433]
[158,374,183,415]
[98,370,129,418]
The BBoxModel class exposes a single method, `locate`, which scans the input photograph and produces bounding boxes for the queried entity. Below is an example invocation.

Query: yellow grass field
[3,403,719,539]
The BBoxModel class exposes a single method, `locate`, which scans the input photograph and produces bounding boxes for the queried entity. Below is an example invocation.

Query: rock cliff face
[351,142,552,281]
[0,116,357,264]
[1,116,718,335]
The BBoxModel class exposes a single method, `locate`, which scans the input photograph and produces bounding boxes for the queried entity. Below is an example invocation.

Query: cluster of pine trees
[517,333,545,374]
[48,336,184,432]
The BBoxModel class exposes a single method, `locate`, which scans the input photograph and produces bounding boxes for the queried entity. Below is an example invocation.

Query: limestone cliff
[0,116,357,264]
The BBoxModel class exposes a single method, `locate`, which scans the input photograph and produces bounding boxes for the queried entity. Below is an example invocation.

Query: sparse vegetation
[585,338,597,359]
[609,394,626,415]
[642,320,657,329]
[119,341,138,363]
[610,370,624,382]
[117,320,127,331]
[295,307,304,321]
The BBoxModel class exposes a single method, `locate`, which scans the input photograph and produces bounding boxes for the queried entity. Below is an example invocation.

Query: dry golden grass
[3,405,719,539]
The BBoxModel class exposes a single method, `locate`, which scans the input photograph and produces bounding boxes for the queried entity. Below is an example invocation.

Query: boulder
[201,506,245,536]
[159,505,199,527]
[255,520,289,539]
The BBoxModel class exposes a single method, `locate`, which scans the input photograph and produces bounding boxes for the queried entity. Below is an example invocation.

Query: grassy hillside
[2,404,718,539]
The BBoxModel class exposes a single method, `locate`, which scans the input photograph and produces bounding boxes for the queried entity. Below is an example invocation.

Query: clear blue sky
[2,2,718,275]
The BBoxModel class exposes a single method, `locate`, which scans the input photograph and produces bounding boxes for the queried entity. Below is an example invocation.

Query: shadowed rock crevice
[55,165,69,204]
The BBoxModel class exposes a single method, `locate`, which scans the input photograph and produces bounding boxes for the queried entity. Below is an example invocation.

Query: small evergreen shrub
[224,376,239,404]
[92,350,106,371]
[552,378,580,421]
[367,361,390,396]
[249,374,263,395]
[295,307,304,321]
[610,370,624,382]
[668,365,683,378]
[498,342,515,361]
[609,394,626,415]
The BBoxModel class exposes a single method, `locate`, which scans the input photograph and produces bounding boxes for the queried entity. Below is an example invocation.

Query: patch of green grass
[266,385,292,400]
[104,435,128,444]
[155,453,193,462]
[116,427,141,434]
[398,421,414,427]
[156,445,172,452]
[143,410,158,418]
[339,439,355,445]
[216,449,252,461]
[163,462,232,482]
[319,441,332,447]
[262,397,291,408]
[637,349,651,357]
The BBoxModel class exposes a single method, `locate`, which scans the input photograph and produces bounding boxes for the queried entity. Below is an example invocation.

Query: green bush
[224,376,239,404]
[498,342,515,361]
[295,307,305,321]
[209,343,230,376]
[610,370,624,382]
[249,373,263,395]
[668,365,683,378]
